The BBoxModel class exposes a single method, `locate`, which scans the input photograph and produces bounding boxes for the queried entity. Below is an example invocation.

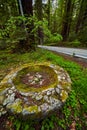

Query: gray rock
[34,77,39,82]
[11,93,15,98]
[35,95,43,101]
[30,81,35,85]
[54,70,58,74]
[3,98,10,106]
[37,74,42,78]
[57,85,62,89]
[3,94,15,106]
[32,92,38,99]
[55,87,61,94]
[24,97,28,102]
[51,89,55,95]
[40,103,49,112]
[8,89,13,94]
[49,97,62,108]
[22,109,30,115]
[8,79,12,84]
[1,110,7,115]
[62,76,65,80]
[47,91,51,96]
[39,81,43,85]
[20,92,30,96]
[44,95,49,102]
[11,86,15,90]
[58,76,61,81]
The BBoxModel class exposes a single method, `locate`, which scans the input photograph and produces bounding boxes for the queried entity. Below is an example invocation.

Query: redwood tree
[61,0,74,41]
[47,0,51,29]
[75,0,87,33]
[17,0,35,51]
[35,0,44,45]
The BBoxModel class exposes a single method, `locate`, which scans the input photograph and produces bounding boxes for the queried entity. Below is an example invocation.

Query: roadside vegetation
[0,48,87,130]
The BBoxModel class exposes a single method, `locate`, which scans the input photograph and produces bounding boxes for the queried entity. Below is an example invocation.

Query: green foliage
[45,33,63,44]
[64,39,81,47]
[68,32,77,42]
[0,16,28,50]
[41,118,54,130]
[0,39,7,50]
[70,39,81,47]
[8,116,35,130]
[0,16,62,49]
[30,17,52,41]
[0,16,27,40]
[27,16,63,44]
[78,26,87,45]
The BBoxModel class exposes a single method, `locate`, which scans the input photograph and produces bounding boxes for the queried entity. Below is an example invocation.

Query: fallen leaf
[70,121,76,130]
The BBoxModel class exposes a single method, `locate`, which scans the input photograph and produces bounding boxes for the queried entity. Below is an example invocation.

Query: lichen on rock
[0,63,71,119]
[7,99,22,113]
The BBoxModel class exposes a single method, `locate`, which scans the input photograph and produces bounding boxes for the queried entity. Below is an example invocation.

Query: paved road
[38,45,87,59]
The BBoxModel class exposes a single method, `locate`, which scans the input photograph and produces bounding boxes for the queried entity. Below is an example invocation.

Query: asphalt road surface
[38,45,87,60]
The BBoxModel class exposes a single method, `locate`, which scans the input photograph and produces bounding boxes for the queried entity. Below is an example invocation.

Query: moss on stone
[7,100,22,113]
[0,83,11,92]
[61,90,68,102]
[15,82,57,93]
[13,64,58,92]
[60,82,71,92]
[23,105,38,113]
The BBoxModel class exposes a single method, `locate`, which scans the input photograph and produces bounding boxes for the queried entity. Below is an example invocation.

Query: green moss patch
[13,64,58,92]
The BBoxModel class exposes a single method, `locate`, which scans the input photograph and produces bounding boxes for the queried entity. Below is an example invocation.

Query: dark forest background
[0,0,87,52]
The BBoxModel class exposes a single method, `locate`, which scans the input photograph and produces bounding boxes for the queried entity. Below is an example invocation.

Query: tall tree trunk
[47,0,51,29]
[35,0,42,20]
[17,0,35,51]
[75,0,86,33]
[21,0,33,16]
[35,0,44,45]
[75,0,87,44]
[61,0,74,41]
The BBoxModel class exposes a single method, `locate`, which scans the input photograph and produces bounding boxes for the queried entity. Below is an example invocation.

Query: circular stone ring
[0,63,71,119]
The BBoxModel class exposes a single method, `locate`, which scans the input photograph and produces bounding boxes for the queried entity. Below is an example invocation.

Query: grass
[0,48,87,130]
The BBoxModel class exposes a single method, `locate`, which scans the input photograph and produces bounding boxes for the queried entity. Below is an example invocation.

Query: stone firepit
[0,63,71,119]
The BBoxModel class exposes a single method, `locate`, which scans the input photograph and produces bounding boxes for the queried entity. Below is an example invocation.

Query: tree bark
[75,0,86,33]
[61,0,74,41]
[17,0,35,52]
[21,0,33,16]
[35,0,44,45]
[35,0,42,20]
[47,0,51,29]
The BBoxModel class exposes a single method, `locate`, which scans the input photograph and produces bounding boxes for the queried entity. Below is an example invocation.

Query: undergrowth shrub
[70,39,81,47]
[45,33,63,44]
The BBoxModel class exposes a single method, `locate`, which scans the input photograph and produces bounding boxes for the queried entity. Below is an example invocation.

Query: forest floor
[0,48,87,130]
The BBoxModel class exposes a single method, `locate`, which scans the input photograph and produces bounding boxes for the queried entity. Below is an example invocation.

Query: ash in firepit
[22,72,52,88]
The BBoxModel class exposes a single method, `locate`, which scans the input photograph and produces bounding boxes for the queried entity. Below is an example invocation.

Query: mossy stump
[0,63,71,120]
